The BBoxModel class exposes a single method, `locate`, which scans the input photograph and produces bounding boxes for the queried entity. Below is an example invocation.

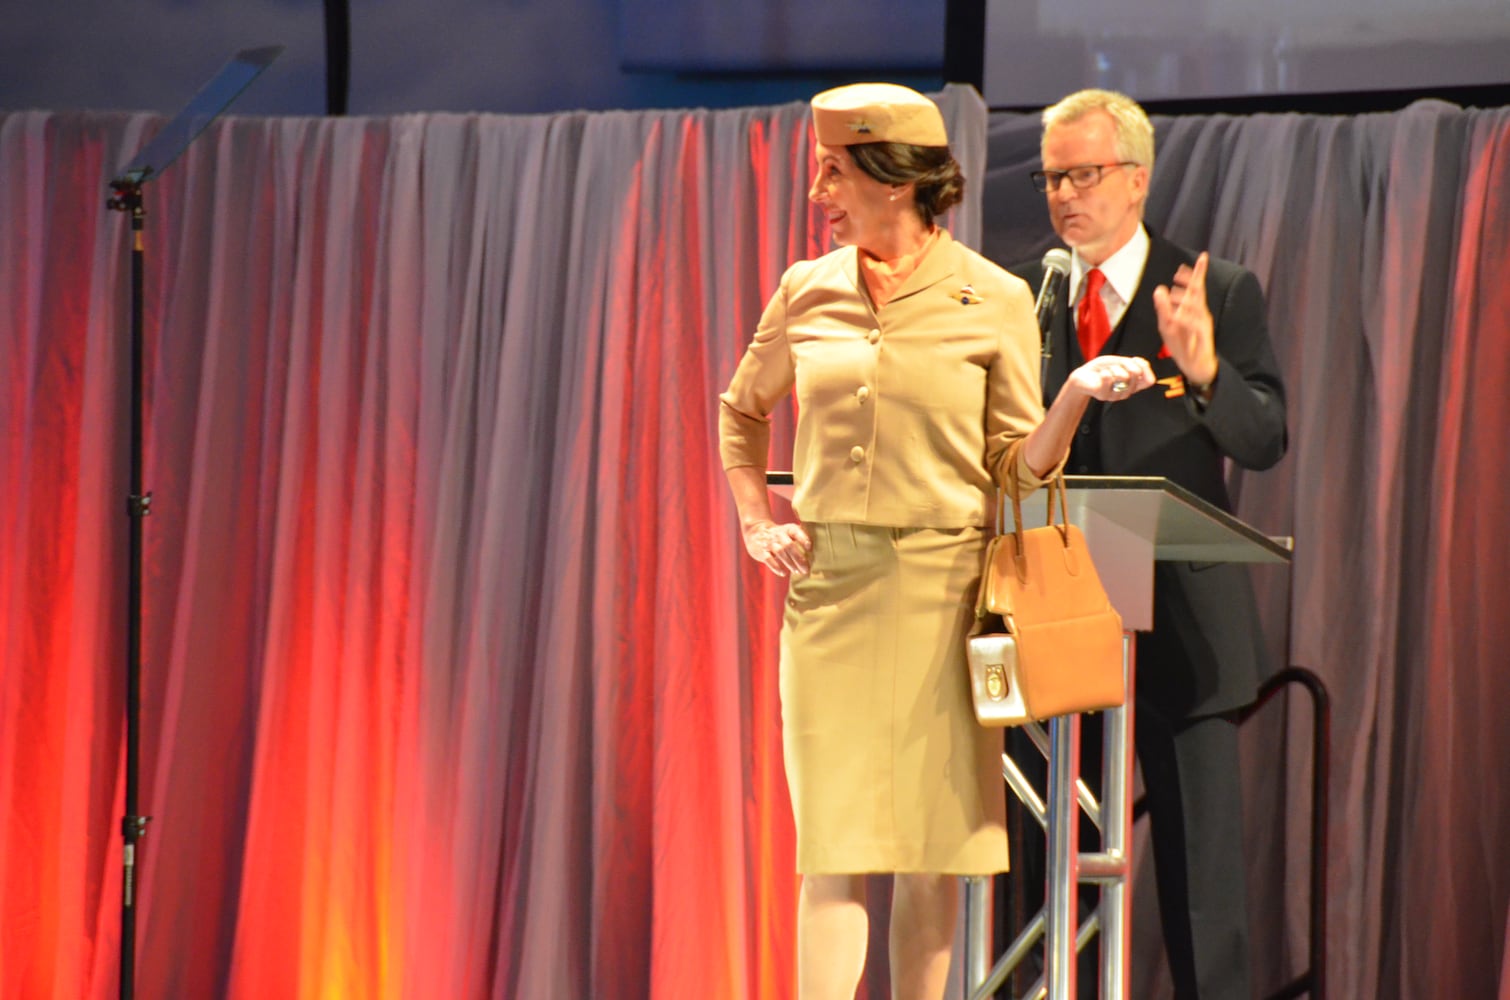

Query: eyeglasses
[1030,162,1139,193]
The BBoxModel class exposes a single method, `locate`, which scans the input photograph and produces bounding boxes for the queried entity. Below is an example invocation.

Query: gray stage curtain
[983,100,1510,999]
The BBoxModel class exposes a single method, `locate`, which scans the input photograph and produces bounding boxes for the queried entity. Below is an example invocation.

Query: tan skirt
[780,522,1008,875]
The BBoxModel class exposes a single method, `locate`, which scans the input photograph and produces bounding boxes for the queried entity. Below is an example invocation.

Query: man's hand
[1153,252,1219,386]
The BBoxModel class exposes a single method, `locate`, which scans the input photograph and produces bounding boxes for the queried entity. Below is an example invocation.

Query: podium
[760,473,1289,999]
[963,476,1291,1000]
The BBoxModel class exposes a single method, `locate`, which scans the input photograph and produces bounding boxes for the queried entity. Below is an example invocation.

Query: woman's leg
[889,873,958,999]
[798,874,869,1000]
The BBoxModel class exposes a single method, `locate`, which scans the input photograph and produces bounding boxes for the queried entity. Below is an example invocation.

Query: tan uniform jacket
[720,229,1047,527]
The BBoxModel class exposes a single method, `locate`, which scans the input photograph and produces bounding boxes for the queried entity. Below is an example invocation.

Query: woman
[718,83,1153,999]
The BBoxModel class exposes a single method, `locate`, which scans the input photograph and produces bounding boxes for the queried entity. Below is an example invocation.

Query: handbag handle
[1004,464,1071,582]
[975,450,1074,619]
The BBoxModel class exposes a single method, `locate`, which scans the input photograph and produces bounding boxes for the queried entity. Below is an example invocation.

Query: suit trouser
[1006,703,1252,999]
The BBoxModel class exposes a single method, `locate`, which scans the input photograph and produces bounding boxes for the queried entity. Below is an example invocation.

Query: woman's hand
[742,519,812,578]
[1066,354,1157,402]
[1022,354,1157,478]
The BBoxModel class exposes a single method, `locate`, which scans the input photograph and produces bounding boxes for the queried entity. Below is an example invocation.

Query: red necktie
[1077,268,1111,360]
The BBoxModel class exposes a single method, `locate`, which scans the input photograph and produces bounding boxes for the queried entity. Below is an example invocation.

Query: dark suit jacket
[1014,231,1287,718]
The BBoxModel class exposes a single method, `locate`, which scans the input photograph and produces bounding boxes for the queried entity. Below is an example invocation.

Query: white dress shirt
[1070,224,1150,333]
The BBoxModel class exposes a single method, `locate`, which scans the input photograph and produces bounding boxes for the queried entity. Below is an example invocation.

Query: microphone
[1034,248,1071,386]
[1034,248,1072,334]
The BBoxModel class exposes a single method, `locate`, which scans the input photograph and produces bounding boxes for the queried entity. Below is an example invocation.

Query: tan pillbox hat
[810,83,949,147]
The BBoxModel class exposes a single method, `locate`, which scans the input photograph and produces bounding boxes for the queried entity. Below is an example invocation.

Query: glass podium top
[764,472,1291,565]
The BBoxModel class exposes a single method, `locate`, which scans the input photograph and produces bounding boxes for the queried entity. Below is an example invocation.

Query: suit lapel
[1105,233,1185,361]
[841,245,865,299]
[1023,260,1075,402]
[1044,232,1189,399]
[1044,285,1074,402]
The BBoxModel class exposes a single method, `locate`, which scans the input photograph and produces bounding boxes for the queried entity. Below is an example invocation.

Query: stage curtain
[983,99,1510,999]
[0,87,985,1000]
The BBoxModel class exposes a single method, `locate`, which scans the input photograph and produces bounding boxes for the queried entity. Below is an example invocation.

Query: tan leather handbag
[966,472,1126,726]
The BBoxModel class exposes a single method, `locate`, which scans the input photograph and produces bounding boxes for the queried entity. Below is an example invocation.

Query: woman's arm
[1021,354,1156,479]
[725,465,811,577]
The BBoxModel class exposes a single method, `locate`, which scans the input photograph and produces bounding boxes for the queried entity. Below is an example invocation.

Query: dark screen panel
[620,0,947,72]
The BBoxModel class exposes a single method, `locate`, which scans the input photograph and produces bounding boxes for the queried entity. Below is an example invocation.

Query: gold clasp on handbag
[985,663,1009,701]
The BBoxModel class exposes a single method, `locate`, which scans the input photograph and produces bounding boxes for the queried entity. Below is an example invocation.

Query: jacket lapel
[1104,232,1183,361]
[1044,284,1074,402]
[1043,231,1187,399]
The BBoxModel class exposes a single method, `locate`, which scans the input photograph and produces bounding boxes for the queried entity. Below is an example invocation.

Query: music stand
[105,45,282,1000]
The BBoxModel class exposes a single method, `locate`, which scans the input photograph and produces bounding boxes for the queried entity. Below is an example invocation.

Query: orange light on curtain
[3,101,822,1000]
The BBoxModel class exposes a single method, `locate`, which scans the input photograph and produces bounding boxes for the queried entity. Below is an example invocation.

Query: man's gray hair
[1042,89,1156,171]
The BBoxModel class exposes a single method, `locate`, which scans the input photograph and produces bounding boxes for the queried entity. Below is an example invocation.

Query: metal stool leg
[1045,712,1082,1000]
[964,635,1136,1000]
[965,876,992,991]
[1097,635,1135,999]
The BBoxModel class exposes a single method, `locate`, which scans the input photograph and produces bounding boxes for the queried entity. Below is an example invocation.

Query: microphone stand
[104,176,151,1000]
[101,46,282,1000]
[1035,259,1069,387]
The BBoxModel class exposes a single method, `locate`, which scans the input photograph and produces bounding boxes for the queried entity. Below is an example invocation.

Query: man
[1014,89,1287,998]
